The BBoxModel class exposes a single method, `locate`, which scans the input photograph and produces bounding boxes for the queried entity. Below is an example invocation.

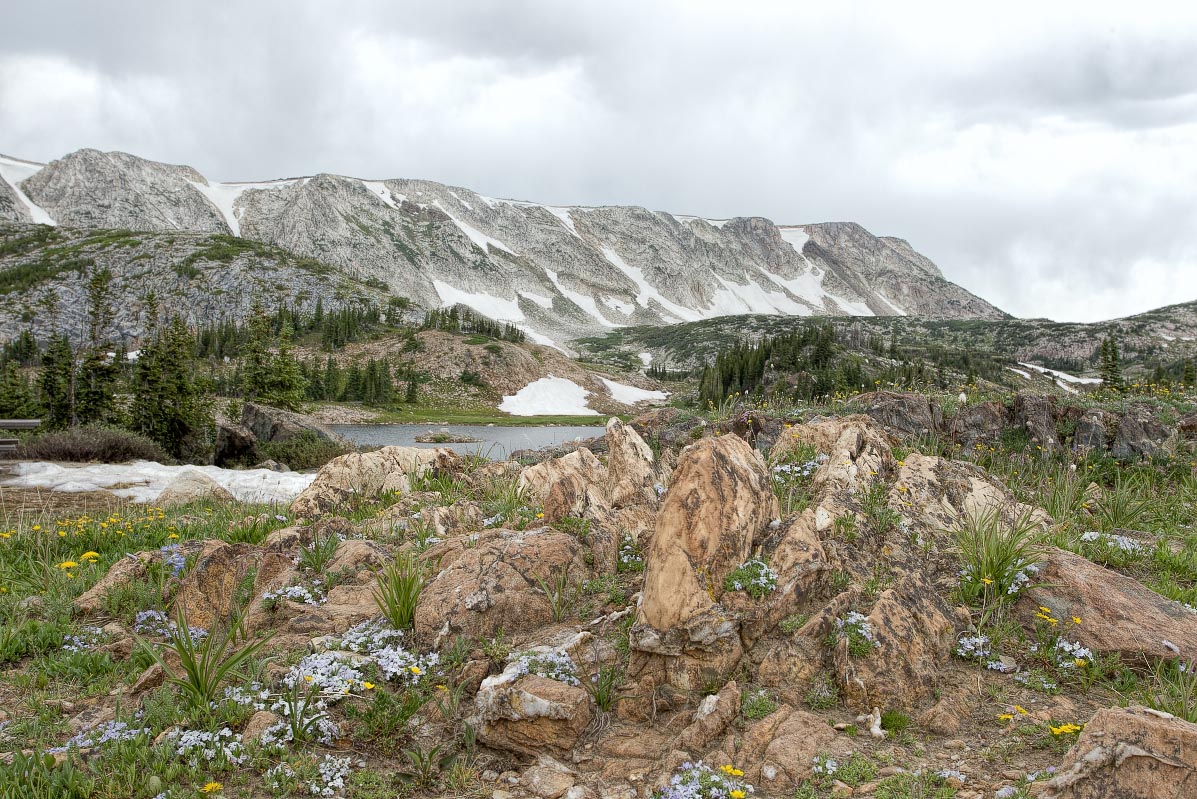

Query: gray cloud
[3,0,1196,322]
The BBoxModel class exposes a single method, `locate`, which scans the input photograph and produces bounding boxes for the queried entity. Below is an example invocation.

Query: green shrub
[260,431,353,471]
[953,504,1047,618]
[16,426,168,463]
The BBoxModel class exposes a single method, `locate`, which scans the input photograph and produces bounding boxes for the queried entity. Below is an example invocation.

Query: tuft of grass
[373,552,425,630]
[952,504,1047,620]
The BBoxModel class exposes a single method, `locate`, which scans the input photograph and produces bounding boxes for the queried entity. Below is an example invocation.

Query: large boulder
[1013,393,1060,451]
[156,470,235,508]
[240,402,347,446]
[948,400,1009,449]
[833,572,961,711]
[1073,409,1115,453]
[473,669,592,757]
[290,446,461,517]
[519,448,609,523]
[738,706,849,792]
[1018,549,1197,661]
[414,527,585,646]
[632,435,776,690]
[1042,705,1197,799]
[214,421,258,466]
[637,434,776,632]
[174,542,260,629]
[848,391,943,438]
[605,417,657,508]
[1112,403,1176,461]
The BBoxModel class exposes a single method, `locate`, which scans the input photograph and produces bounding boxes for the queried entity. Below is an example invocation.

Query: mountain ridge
[1,147,1007,350]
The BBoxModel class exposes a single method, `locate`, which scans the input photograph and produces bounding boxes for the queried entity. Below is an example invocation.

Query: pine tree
[130,317,214,461]
[0,362,39,418]
[38,333,74,429]
[240,302,272,402]
[1099,335,1124,391]
[1183,359,1196,388]
[262,322,307,411]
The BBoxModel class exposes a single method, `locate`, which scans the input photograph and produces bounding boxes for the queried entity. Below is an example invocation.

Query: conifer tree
[1183,359,1196,388]
[38,333,74,429]
[130,317,214,461]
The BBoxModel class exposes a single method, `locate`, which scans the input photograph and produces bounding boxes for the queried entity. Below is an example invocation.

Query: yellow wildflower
[362,681,375,690]
[1014,705,1028,715]
[997,713,1014,721]
[410,666,422,675]
[1050,723,1083,735]
[57,561,79,570]
[731,792,746,799]
[80,551,100,561]
[201,783,223,794]
[1072,616,1082,625]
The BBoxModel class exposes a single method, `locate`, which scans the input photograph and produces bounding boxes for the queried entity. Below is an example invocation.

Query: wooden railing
[0,419,40,454]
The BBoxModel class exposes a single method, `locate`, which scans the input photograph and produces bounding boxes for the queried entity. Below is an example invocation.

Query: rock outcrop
[1042,705,1197,799]
[290,446,461,517]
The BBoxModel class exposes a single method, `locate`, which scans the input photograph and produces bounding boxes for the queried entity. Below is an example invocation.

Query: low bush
[259,431,354,471]
[15,426,169,463]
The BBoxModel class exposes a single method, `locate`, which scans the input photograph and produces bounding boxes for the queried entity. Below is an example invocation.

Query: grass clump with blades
[952,504,1048,624]
[374,552,425,630]
[140,608,273,711]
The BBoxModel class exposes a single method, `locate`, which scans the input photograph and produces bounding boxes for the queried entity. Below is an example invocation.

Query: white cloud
[2,0,1196,322]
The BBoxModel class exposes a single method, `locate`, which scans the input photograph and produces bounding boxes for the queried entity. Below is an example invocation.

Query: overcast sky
[3,1,1196,322]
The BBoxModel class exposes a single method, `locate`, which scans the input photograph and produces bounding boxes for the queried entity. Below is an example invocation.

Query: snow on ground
[1017,362,1101,385]
[362,180,404,210]
[603,297,636,315]
[0,154,56,225]
[759,265,872,317]
[448,191,473,211]
[517,291,554,309]
[638,352,653,366]
[544,206,581,238]
[2,462,314,504]
[600,246,701,322]
[433,280,524,322]
[875,293,907,315]
[499,377,599,416]
[778,226,810,254]
[514,324,566,352]
[544,269,622,328]
[599,377,668,405]
[432,201,517,255]
[188,178,302,236]
[1007,367,1032,379]
[1162,334,1176,342]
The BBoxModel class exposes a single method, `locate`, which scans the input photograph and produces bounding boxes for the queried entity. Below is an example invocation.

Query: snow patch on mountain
[189,178,303,236]
[599,377,667,405]
[362,180,403,210]
[544,269,622,328]
[499,376,599,416]
[0,154,56,225]
[600,246,700,322]
[433,280,524,322]
[432,200,517,255]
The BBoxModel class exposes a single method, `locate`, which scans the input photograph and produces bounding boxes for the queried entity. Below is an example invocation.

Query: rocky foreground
[20,392,1197,798]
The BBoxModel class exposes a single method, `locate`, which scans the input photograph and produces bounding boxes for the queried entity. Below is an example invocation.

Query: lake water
[330,424,607,459]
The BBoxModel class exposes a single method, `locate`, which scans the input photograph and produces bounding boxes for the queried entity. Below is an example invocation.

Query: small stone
[833,722,853,731]
[943,738,966,750]
[831,780,853,797]
[1001,769,1023,780]
[878,766,905,777]
[855,782,879,796]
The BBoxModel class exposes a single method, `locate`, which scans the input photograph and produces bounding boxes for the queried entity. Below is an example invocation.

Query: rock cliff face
[0,148,1006,348]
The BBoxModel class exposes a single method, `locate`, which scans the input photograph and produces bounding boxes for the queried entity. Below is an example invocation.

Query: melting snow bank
[1017,362,1102,385]
[599,377,668,405]
[2,461,315,504]
[499,377,599,417]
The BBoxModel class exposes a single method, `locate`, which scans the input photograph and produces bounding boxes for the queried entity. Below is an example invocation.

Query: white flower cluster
[1052,638,1093,669]
[811,755,838,776]
[955,633,992,660]
[936,769,966,783]
[62,626,106,653]
[1014,671,1059,692]
[260,698,340,748]
[133,609,207,642]
[511,650,579,686]
[618,532,644,571]
[1080,530,1148,555]
[284,652,364,697]
[313,755,353,797]
[216,683,271,711]
[264,763,297,791]
[163,727,247,767]
[835,611,881,649]
[725,558,778,598]
[262,583,327,607]
[1006,563,1040,595]
[339,618,406,654]
[772,456,825,482]
[48,720,148,753]
[336,618,438,685]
